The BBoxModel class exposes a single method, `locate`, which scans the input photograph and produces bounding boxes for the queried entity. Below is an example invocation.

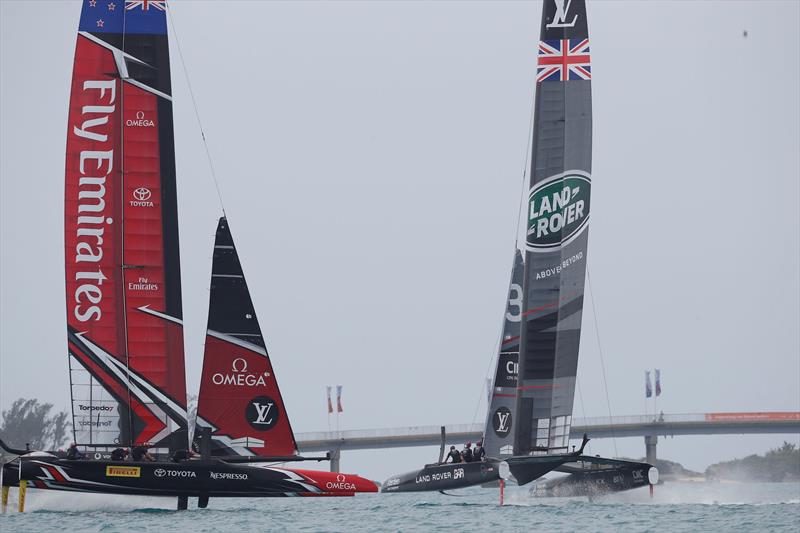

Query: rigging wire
[166,3,226,216]
[469,91,537,428]
[586,268,619,457]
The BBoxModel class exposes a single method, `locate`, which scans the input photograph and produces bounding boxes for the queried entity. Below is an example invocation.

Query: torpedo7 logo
[246,395,280,431]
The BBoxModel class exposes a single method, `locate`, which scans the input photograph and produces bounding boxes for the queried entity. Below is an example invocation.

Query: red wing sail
[195,218,298,457]
[66,1,187,453]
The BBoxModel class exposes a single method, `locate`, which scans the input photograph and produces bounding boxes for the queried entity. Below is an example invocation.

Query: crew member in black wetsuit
[132,445,155,462]
[66,443,84,460]
[445,445,462,464]
[461,442,473,463]
[110,447,129,461]
[171,448,198,463]
[473,440,485,462]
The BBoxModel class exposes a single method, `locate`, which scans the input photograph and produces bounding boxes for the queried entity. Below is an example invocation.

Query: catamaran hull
[381,454,582,493]
[5,458,377,497]
[382,461,500,493]
[531,462,657,498]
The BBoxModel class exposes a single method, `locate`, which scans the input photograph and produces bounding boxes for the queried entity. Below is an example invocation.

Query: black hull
[531,458,657,498]
[381,454,580,493]
[382,461,501,493]
[3,456,375,498]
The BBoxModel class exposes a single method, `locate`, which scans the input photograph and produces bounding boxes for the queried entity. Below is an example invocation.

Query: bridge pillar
[644,435,657,465]
[329,448,341,473]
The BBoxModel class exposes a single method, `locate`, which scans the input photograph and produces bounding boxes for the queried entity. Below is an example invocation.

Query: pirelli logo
[106,466,141,478]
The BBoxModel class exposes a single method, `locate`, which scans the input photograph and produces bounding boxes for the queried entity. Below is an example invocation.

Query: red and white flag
[326,386,333,414]
[336,385,343,413]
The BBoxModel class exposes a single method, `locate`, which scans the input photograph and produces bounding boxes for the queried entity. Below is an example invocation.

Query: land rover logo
[246,395,279,431]
[154,468,166,477]
[527,171,591,252]
[133,188,152,201]
[493,407,512,437]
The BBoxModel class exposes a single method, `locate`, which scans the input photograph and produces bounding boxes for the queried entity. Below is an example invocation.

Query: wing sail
[194,218,298,457]
[514,0,592,456]
[482,250,524,458]
[66,0,187,453]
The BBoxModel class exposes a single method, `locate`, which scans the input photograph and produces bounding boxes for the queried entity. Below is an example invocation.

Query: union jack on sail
[125,0,166,11]
[537,38,591,83]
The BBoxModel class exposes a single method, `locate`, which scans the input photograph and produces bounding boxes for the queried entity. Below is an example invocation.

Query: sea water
[1,481,798,532]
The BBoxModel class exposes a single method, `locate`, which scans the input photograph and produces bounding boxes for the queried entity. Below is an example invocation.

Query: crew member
[66,443,84,460]
[110,447,129,461]
[445,445,461,464]
[461,442,473,463]
[132,445,156,462]
[473,440,485,462]
[171,448,198,463]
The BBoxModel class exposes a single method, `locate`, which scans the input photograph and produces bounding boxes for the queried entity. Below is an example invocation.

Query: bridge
[295,412,800,471]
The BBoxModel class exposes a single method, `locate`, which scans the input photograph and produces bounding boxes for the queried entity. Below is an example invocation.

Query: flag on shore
[645,371,652,398]
[655,369,662,397]
[326,386,333,414]
[336,385,343,413]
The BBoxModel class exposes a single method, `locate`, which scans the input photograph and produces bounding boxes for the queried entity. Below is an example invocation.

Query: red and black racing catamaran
[0,0,375,509]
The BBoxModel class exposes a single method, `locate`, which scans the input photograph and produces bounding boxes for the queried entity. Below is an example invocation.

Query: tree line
[0,396,200,451]
[0,398,70,451]
[705,442,800,482]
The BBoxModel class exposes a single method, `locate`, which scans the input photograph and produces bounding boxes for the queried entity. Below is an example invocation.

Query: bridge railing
[296,412,800,444]
[297,423,481,443]
[573,413,706,426]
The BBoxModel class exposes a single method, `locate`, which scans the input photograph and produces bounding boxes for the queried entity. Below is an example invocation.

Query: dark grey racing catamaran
[382,0,657,499]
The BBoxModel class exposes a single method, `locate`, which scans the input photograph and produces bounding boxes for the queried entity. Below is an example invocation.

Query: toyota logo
[133,188,152,201]
[154,468,166,478]
[336,474,346,483]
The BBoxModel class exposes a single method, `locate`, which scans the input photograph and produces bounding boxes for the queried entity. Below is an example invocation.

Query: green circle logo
[526,171,591,252]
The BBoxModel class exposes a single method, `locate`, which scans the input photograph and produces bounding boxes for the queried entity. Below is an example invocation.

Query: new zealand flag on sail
[79,0,167,35]
[537,38,591,83]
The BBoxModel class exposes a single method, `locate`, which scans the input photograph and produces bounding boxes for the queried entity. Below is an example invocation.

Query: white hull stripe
[33,461,117,487]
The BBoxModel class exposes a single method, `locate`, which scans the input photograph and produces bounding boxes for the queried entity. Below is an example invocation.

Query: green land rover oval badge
[526,171,591,252]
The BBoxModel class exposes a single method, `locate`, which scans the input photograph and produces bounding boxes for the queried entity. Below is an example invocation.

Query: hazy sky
[1,1,798,482]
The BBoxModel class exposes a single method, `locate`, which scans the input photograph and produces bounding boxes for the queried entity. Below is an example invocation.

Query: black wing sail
[514,0,592,456]
[482,250,524,458]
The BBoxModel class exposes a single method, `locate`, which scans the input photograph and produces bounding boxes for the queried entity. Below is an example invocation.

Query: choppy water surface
[1,481,798,532]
